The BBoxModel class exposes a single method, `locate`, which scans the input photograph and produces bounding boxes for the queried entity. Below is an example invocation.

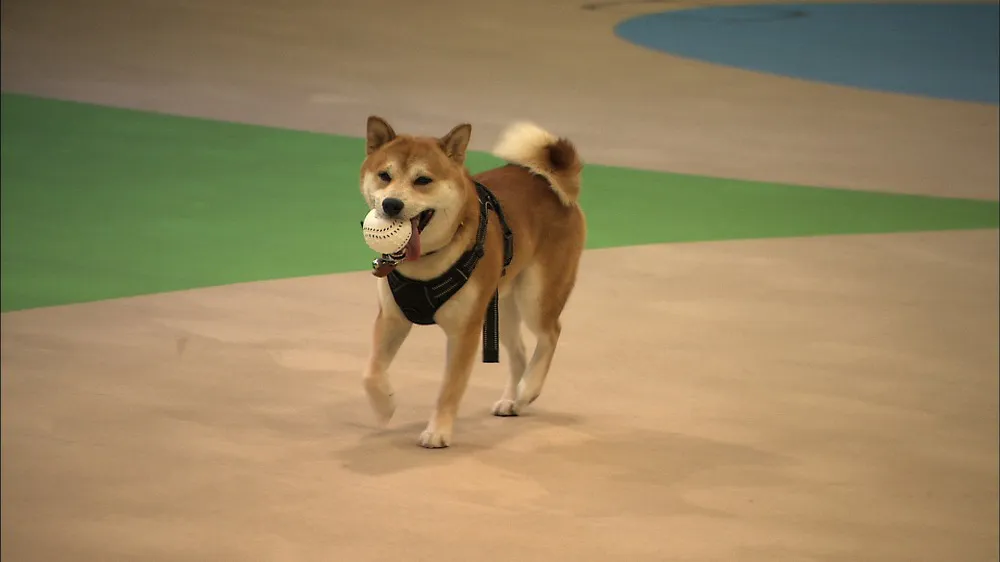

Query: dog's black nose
[381,198,405,217]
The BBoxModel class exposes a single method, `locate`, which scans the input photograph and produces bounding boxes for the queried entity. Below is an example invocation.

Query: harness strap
[479,185,514,274]
[478,183,514,363]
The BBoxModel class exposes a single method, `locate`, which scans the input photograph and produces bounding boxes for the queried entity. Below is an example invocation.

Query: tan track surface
[2,0,998,560]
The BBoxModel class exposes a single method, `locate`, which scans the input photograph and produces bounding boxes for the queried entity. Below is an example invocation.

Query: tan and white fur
[359,116,586,448]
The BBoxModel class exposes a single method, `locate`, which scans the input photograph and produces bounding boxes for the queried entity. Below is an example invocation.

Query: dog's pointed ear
[439,123,472,164]
[366,116,396,155]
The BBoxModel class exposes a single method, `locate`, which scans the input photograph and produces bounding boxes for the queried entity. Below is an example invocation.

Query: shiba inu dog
[359,116,586,448]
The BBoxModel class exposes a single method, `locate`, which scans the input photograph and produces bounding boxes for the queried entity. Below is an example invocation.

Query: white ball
[362,208,412,255]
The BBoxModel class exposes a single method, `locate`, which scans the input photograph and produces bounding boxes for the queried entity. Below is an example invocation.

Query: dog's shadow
[334,403,582,476]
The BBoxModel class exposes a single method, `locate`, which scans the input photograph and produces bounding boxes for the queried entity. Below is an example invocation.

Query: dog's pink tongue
[406,217,421,261]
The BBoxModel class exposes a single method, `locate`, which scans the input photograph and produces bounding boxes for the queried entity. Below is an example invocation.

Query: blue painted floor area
[615,3,1000,104]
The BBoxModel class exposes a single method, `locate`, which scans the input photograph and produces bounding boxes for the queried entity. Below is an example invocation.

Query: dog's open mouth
[404,209,435,260]
[415,209,435,233]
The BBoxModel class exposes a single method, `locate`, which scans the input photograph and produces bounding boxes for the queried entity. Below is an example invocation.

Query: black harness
[386,182,514,363]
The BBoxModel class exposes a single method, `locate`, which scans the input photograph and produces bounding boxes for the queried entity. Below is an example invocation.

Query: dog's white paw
[418,428,451,448]
[363,378,396,427]
[491,399,519,417]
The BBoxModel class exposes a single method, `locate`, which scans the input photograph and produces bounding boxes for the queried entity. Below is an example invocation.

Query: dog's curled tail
[492,122,583,206]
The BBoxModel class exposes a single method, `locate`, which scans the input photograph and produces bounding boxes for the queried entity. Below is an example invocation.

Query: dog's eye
[413,176,433,186]
[378,171,392,182]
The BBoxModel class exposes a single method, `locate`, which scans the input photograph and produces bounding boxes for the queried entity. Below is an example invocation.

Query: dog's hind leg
[363,304,412,427]
[512,264,572,413]
[492,295,527,416]
[515,317,561,413]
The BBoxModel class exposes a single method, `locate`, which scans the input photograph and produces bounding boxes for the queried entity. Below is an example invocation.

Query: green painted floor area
[2,93,998,312]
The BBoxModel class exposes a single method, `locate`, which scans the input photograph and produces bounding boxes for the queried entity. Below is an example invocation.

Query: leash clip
[372,252,404,270]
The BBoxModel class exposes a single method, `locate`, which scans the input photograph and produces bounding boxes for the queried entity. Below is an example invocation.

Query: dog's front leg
[363,305,412,427]
[419,322,481,448]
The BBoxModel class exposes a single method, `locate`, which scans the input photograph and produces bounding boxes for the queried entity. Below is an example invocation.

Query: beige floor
[2,0,999,560]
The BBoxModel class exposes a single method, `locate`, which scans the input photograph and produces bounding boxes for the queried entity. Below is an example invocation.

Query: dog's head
[360,116,476,260]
